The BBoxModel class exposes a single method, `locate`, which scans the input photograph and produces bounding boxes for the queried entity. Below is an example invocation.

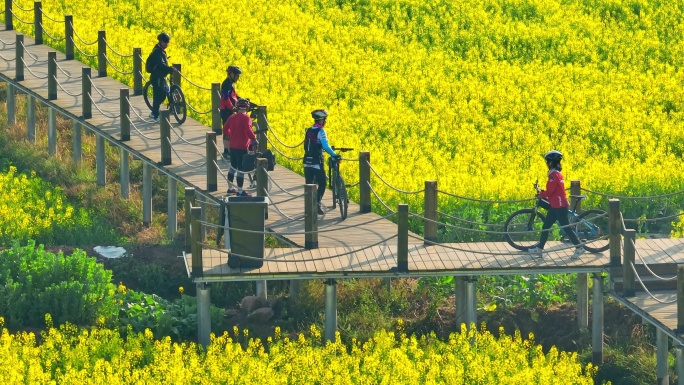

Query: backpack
[145,54,154,74]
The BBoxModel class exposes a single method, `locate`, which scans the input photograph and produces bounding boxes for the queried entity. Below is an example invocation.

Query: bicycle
[503,181,610,253]
[328,147,354,220]
[142,75,187,124]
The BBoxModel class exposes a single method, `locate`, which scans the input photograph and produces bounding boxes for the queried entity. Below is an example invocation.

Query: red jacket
[223,112,255,150]
[538,169,569,208]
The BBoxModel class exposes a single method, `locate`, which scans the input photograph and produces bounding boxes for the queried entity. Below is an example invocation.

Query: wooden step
[612,263,678,292]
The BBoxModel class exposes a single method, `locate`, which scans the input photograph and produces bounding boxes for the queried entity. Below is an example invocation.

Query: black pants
[304,166,326,203]
[538,207,582,249]
[228,149,247,188]
[151,78,168,118]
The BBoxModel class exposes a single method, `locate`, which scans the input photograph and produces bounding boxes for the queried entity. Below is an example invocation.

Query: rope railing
[178,71,212,90]
[168,118,206,146]
[266,124,304,149]
[580,187,684,200]
[87,93,120,119]
[185,100,213,114]
[103,39,133,58]
[623,211,684,224]
[129,119,161,140]
[0,53,15,62]
[167,138,206,168]
[266,173,304,197]
[346,181,360,188]
[88,76,120,100]
[103,54,132,75]
[267,192,306,205]
[54,61,81,79]
[437,189,535,204]
[630,261,677,304]
[367,161,424,195]
[194,197,221,207]
[39,9,63,23]
[263,190,304,221]
[9,9,32,24]
[72,41,97,58]
[438,210,506,228]
[39,23,64,42]
[265,136,304,160]
[138,70,148,83]
[635,247,677,281]
[367,181,397,214]
[20,42,48,63]
[126,98,158,124]
[53,75,82,97]
[11,0,33,12]
[70,22,98,45]
[0,38,16,45]
[213,160,257,192]
[20,57,48,78]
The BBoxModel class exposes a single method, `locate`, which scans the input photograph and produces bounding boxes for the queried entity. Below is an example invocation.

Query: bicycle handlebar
[332,146,354,152]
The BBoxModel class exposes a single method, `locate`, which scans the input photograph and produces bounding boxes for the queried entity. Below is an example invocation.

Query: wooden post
[211,82,221,135]
[47,107,56,155]
[257,158,268,203]
[118,88,130,140]
[657,329,669,385]
[72,121,81,164]
[397,204,408,272]
[33,2,42,45]
[677,265,684,334]
[359,151,371,213]
[64,15,73,60]
[6,83,14,126]
[592,273,604,364]
[5,0,13,30]
[196,282,210,347]
[570,180,582,213]
[256,106,268,153]
[184,188,195,252]
[206,132,217,191]
[119,148,129,198]
[424,180,438,244]
[191,206,203,277]
[324,278,337,343]
[27,95,35,142]
[167,177,177,239]
[97,30,106,77]
[82,67,91,118]
[47,51,56,100]
[305,184,318,249]
[96,135,105,186]
[577,273,589,328]
[172,63,181,88]
[15,34,23,81]
[623,229,636,297]
[142,162,152,227]
[608,199,621,267]
[133,48,142,95]
[160,110,171,165]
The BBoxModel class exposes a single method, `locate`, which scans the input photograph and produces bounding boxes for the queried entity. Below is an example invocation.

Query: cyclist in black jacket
[147,32,177,122]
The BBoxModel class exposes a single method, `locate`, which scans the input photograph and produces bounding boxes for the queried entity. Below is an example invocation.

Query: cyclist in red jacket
[528,150,586,260]
[223,98,256,197]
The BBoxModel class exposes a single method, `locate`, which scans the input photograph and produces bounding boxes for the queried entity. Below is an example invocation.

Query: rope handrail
[168,118,206,146]
[39,23,65,42]
[185,100,212,114]
[213,161,257,192]
[11,1,33,12]
[367,181,397,214]
[20,57,48,78]
[265,136,304,160]
[367,161,424,195]
[9,9,32,24]
[266,125,304,149]
[129,119,161,140]
[20,42,48,63]
[0,38,16,45]
[580,187,684,200]
[72,40,97,58]
[634,246,677,281]
[70,22,98,45]
[52,75,82,97]
[346,181,360,188]
[630,261,677,304]
[437,189,535,204]
[266,173,305,197]
[103,39,133,58]
[88,76,120,100]
[0,53,16,62]
[194,197,221,207]
[54,61,81,79]
[39,9,63,23]
[212,142,258,177]
[167,138,206,168]
[126,98,157,124]
[262,190,304,221]
[178,71,212,90]
[623,211,684,224]
[87,93,120,119]
[138,70,148,83]
[267,192,306,205]
[437,210,505,228]
[103,54,132,75]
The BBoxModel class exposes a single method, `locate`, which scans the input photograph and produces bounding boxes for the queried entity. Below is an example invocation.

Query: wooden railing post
[15,34,23,81]
[191,206,203,277]
[623,229,636,297]
[609,199,621,267]
[256,106,268,152]
[305,184,318,249]
[160,110,171,165]
[424,180,438,244]
[678,265,684,334]
[206,132,217,191]
[172,63,181,88]
[82,67,91,118]
[97,30,106,77]
[257,158,268,219]
[47,51,56,100]
[397,204,408,272]
[34,2,42,45]
[133,48,142,95]
[570,180,582,213]
[211,83,221,135]
[64,15,73,59]
[184,188,195,252]
[120,88,130,140]
[359,151,371,213]
[5,0,13,30]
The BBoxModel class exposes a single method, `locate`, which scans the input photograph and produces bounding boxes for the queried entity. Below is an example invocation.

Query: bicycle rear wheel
[143,81,154,110]
[575,209,610,252]
[337,177,348,220]
[504,208,546,250]
[169,85,187,124]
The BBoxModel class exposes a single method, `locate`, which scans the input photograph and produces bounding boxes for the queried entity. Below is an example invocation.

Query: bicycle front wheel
[575,209,610,252]
[169,85,187,124]
[504,208,546,251]
[337,177,348,220]
[143,81,154,110]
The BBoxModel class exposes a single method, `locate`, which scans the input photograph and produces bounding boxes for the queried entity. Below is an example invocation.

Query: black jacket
[147,44,173,81]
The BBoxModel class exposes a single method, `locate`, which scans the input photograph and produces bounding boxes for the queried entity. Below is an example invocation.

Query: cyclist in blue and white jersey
[303,109,339,215]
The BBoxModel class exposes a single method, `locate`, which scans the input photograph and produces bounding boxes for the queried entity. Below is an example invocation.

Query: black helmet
[311,109,328,121]
[544,150,563,162]
[157,32,170,43]
[227,65,242,75]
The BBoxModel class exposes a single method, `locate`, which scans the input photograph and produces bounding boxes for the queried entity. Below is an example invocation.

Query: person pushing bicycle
[303,109,339,215]
[528,150,587,260]
[146,32,178,122]
[223,99,257,197]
